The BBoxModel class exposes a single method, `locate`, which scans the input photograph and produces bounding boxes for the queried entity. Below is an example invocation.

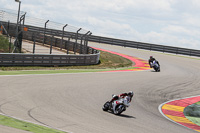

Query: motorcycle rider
[110,91,134,108]
[148,56,160,68]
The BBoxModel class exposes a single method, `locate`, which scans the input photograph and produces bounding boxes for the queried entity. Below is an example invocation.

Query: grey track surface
[0,42,200,133]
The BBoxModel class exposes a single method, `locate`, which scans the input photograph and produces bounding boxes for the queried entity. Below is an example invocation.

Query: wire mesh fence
[0,9,89,34]
[0,9,94,55]
[0,9,100,66]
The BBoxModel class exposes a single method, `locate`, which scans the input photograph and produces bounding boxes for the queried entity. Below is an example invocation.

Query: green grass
[186,116,200,126]
[0,35,12,53]
[184,101,200,126]
[195,101,200,105]
[0,115,66,133]
[0,67,138,75]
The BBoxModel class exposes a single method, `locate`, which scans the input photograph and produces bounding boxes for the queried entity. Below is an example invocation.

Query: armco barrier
[0,53,100,66]
[5,21,199,57]
[88,35,200,57]
[0,21,100,66]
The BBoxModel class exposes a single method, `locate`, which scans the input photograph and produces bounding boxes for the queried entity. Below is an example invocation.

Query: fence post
[84,32,92,54]
[7,21,10,37]
[18,13,26,53]
[80,31,90,54]
[9,36,11,53]
[19,13,26,28]
[66,36,71,54]
[50,35,53,54]
[60,24,68,50]
[163,46,165,53]
[74,28,82,54]
[43,20,49,45]
[124,41,126,47]
[33,33,36,54]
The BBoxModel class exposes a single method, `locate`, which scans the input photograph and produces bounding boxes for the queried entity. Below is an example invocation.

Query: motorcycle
[150,60,160,72]
[102,96,130,115]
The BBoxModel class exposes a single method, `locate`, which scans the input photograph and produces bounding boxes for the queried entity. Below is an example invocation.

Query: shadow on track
[116,114,136,119]
[106,111,136,119]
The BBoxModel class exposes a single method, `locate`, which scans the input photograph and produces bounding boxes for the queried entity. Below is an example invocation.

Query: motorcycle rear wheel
[102,101,110,111]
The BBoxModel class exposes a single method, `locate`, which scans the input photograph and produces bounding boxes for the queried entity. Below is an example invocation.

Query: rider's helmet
[150,56,153,59]
[128,91,134,97]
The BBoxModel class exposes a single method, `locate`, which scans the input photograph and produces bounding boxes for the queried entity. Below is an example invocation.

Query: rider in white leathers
[110,91,134,110]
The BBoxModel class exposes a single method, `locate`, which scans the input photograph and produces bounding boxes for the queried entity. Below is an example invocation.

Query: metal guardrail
[0,21,100,66]
[0,53,100,66]
[88,35,200,57]
[12,20,199,57]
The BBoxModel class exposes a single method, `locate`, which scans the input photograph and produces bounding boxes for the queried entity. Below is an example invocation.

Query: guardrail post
[60,24,68,50]
[80,31,90,54]
[123,41,126,47]
[66,35,71,54]
[50,35,53,54]
[43,20,49,45]
[163,46,165,53]
[84,32,92,54]
[18,13,26,53]
[33,32,36,54]
[9,36,11,53]
[74,28,82,54]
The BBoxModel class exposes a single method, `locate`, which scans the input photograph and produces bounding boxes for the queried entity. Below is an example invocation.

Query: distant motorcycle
[150,60,160,72]
[102,96,130,115]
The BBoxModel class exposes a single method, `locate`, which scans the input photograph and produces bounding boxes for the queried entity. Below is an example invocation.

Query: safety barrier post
[43,20,49,45]
[74,28,81,54]
[60,24,67,50]
[80,31,90,54]
[33,32,36,54]
[50,35,53,54]
[85,32,92,54]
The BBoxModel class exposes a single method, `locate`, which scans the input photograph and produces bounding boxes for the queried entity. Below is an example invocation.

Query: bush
[184,104,200,117]
[0,35,11,53]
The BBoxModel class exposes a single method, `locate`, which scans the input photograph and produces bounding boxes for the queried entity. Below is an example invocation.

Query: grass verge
[0,115,66,133]
[0,50,133,75]
[184,101,200,126]
[0,67,138,75]
[185,116,200,126]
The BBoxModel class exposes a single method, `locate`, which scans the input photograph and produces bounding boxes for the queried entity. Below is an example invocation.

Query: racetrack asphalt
[0,42,200,133]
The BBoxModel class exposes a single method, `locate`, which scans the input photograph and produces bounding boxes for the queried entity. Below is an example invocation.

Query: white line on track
[158,95,200,133]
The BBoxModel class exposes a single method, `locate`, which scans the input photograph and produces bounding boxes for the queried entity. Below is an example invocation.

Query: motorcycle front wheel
[114,104,125,115]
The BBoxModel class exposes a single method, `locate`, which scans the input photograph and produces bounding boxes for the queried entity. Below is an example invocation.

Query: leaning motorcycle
[102,96,130,115]
[150,60,160,72]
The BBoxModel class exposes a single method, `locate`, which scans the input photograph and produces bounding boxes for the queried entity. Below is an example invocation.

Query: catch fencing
[0,9,100,66]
